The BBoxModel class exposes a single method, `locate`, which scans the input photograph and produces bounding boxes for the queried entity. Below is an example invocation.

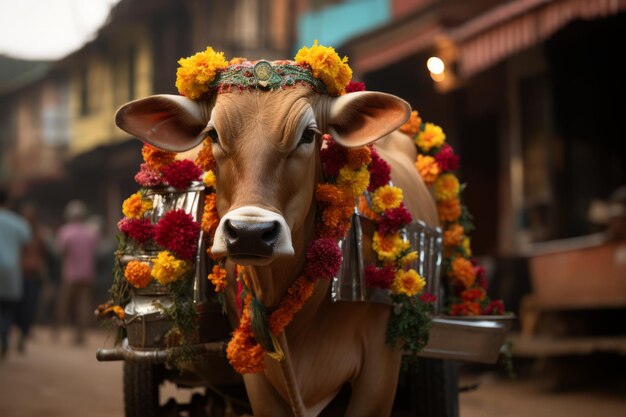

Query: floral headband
[175,41,353,99]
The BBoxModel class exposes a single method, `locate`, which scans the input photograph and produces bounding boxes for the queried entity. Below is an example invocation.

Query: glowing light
[430,72,445,82]
[427,57,445,75]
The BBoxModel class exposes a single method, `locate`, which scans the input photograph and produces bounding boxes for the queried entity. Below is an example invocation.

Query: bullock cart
[96,183,512,417]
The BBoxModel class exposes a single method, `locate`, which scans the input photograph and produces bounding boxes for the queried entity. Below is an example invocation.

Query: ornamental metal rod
[96,338,228,363]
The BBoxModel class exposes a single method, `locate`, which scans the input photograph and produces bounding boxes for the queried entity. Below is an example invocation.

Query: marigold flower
[124,260,153,289]
[460,287,486,303]
[345,80,366,93]
[377,204,412,235]
[203,170,216,189]
[449,257,476,288]
[435,144,459,172]
[391,269,425,297]
[372,232,410,263]
[176,46,229,99]
[160,159,203,189]
[208,264,227,292]
[320,136,347,177]
[371,185,403,213]
[195,139,216,172]
[434,173,460,201]
[399,250,418,267]
[135,163,162,187]
[346,146,371,170]
[294,40,352,96]
[437,198,462,223]
[316,184,347,205]
[364,265,395,289]
[399,110,422,137]
[449,301,481,316]
[483,299,505,315]
[368,148,392,192]
[142,144,175,171]
[154,209,200,260]
[117,218,154,243]
[201,194,220,237]
[122,192,152,219]
[151,250,191,286]
[415,122,446,152]
[443,224,464,248]
[461,237,472,257]
[304,238,342,280]
[415,154,440,185]
[337,166,370,197]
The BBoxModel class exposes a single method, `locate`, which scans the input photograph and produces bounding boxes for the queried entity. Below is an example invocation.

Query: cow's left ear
[327,91,411,148]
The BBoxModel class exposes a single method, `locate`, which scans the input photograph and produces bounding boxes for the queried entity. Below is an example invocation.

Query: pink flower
[304,238,342,280]
[134,163,162,187]
[320,136,347,177]
[118,218,154,243]
[378,204,413,235]
[483,299,505,315]
[368,148,391,191]
[160,159,203,189]
[435,144,459,172]
[345,81,366,93]
[364,265,395,289]
[153,209,200,260]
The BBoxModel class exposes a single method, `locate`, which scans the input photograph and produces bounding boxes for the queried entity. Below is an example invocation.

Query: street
[1,326,625,417]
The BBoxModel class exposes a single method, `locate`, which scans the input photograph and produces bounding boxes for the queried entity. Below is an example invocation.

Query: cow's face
[115,86,410,266]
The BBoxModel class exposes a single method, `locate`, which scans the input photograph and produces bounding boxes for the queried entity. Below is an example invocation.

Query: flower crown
[175,41,353,99]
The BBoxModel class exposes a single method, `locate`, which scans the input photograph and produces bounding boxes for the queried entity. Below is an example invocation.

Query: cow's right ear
[115,94,212,152]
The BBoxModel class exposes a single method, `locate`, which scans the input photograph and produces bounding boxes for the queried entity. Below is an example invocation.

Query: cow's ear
[327,91,411,148]
[115,94,211,152]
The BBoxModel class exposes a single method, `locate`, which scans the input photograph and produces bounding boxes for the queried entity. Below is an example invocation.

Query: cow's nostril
[224,219,238,243]
[261,221,279,245]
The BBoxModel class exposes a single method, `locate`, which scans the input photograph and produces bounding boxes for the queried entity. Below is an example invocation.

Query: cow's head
[115,56,410,267]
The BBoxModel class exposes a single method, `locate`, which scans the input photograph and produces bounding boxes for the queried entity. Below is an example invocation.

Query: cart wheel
[410,358,459,417]
[123,361,162,417]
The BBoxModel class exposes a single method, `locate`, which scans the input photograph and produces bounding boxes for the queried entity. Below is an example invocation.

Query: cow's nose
[224,219,280,257]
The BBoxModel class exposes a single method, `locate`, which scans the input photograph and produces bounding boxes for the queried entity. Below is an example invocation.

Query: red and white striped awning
[450,0,626,79]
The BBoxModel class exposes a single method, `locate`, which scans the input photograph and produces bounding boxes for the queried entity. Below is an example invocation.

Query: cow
[115,54,439,417]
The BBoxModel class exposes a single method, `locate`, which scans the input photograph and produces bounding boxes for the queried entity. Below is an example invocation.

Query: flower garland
[400,111,506,316]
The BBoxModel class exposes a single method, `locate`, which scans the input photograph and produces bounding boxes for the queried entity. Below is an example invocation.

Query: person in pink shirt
[54,200,100,345]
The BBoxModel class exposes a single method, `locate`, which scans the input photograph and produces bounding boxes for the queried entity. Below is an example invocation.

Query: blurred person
[0,187,31,359]
[53,200,100,345]
[15,202,53,353]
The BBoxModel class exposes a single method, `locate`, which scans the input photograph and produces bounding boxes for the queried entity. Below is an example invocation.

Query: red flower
[473,262,488,289]
[483,299,505,315]
[118,218,154,243]
[449,301,481,316]
[320,136,347,177]
[460,287,486,302]
[160,159,203,190]
[134,163,162,187]
[364,265,395,289]
[435,144,460,172]
[304,238,342,280]
[419,292,437,303]
[368,148,391,191]
[378,204,413,235]
[154,209,200,260]
[345,81,366,93]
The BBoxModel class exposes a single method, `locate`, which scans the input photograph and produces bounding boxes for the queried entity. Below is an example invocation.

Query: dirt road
[1,326,625,417]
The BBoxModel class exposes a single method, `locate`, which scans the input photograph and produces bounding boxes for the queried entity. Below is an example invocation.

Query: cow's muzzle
[211,206,294,265]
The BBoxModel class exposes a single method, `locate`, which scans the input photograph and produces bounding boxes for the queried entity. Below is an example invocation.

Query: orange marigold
[437,198,462,223]
[443,224,464,248]
[316,184,347,205]
[124,260,152,289]
[201,194,219,237]
[346,146,372,170]
[449,257,476,288]
[208,264,227,292]
[415,154,440,185]
[142,144,175,171]
[399,110,422,137]
[122,192,152,219]
[195,139,216,172]
[434,173,460,201]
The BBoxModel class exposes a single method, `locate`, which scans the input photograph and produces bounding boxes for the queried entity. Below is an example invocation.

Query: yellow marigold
[434,173,460,201]
[462,237,472,257]
[449,257,476,289]
[371,185,403,213]
[438,198,462,223]
[195,139,216,172]
[151,251,191,286]
[124,260,152,289]
[175,46,229,99]
[399,250,418,267]
[203,170,216,189]
[346,146,372,170]
[443,224,464,248]
[391,269,426,297]
[399,110,422,137]
[372,232,410,263]
[208,264,227,293]
[122,192,152,219]
[415,122,446,152]
[415,154,440,185]
[337,166,370,197]
[142,144,176,171]
[294,40,352,96]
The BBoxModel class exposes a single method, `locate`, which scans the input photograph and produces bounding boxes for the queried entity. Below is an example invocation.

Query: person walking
[0,187,31,359]
[54,200,100,345]
[15,202,52,353]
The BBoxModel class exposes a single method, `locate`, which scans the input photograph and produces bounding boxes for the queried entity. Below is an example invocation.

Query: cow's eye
[206,129,219,144]
[298,129,316,146]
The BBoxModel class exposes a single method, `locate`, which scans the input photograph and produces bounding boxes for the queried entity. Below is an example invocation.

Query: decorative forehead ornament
[175,41,353,100]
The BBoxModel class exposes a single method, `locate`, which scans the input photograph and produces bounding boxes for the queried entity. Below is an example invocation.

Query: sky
[0,0,121,61]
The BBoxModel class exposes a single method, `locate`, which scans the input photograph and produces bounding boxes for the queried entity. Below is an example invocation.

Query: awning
[450,0,626,79]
